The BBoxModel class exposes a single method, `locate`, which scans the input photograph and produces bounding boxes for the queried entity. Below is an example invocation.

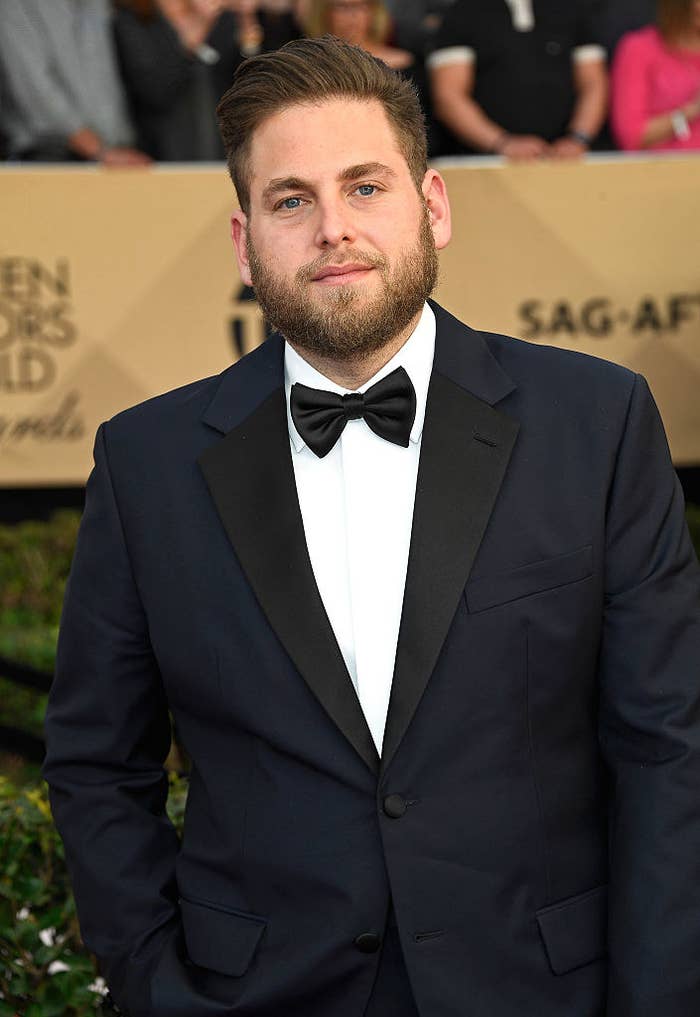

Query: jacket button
[354,932,381,953]
[383,793,407,818]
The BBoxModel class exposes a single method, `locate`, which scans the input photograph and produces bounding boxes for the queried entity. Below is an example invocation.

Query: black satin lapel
[198,390,379,776]
[380,371,519,773]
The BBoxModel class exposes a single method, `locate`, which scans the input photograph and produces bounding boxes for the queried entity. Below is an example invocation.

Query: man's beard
[246,208,438,361]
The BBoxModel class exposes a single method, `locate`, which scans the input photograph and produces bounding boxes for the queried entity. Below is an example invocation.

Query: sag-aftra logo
[519,292,700,341]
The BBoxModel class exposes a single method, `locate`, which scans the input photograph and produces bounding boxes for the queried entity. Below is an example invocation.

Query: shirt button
[354,932,381,953]
[383,793,408,818]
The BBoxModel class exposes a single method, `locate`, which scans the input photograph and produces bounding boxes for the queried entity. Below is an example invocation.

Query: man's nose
[314,198,358,248]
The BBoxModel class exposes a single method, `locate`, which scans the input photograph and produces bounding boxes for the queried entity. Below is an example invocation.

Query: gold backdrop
[1,156,699,485]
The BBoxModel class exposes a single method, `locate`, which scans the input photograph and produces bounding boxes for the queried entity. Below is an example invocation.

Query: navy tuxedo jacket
[44,301,700,1017]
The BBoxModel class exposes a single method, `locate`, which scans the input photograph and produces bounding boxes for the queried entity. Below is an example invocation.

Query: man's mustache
[296,250,388,283]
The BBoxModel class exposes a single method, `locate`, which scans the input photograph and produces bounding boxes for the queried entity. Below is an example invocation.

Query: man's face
[231,98,451,361]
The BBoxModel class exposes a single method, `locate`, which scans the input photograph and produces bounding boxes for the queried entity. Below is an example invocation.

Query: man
[44,36,700,1017]
[428,0,608,158]
[0,0,149,163]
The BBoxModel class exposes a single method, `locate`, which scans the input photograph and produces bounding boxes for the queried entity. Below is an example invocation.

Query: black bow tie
[290,366,417,459]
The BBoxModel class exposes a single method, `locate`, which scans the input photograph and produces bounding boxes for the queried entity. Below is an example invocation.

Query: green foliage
[0,511,80,778]
[0,677,46,742]
[686,503,700,561]
[0,510,80,633]
[0,775,188,1016]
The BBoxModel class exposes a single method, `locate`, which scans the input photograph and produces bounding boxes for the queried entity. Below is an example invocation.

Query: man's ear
[231,209,252,286]
[422,169,451,251]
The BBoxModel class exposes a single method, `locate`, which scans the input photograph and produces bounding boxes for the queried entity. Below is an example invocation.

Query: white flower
[48,960,70,975]
[88,976,109,997]
[39,927,56,947]
[16,907,30,921]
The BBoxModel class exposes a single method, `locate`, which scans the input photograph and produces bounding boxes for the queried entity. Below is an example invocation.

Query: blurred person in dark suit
[217,0,300,56]
[428,0,608,159]
[114,0,300,161]
[611,0,700,151]
[382,0,457,54]
[0,0,150,163]
[113,0,242,161]
[247,0,301,52]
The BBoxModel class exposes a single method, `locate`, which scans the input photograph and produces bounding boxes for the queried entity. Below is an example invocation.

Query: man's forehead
[248,98,407,185]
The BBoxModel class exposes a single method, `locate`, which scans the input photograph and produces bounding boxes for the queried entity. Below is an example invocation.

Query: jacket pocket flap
[466,545,593,614]
[536,884,607,975]
[180,896,266,977]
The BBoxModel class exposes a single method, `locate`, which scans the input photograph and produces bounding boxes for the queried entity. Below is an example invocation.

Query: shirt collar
[284,302,436,454]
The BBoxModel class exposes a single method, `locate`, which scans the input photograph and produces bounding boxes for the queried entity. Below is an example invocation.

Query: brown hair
[112,0,157,17]
[657,0,695,39]
[216,36,427,215]
[304,0,391,45]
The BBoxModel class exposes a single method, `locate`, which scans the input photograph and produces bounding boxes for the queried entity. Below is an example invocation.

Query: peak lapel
[380,304,519,774]
[198,338,379,776]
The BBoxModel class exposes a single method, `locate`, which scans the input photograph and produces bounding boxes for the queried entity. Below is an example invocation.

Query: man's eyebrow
[261,163,398,203]
[262,176,310,203]
[338,162,397,182]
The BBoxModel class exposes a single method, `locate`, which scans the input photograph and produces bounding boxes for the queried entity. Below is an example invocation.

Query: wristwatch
[567,129,592,147]
[671,109,691,140]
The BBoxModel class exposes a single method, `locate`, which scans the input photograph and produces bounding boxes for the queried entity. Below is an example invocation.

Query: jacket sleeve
[0,0,86,140]
[598,375,700,1016]
[43,423,181,1015]
[610,32,652,151]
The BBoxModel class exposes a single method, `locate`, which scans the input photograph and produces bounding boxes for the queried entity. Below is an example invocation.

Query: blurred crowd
[0,0,698,165]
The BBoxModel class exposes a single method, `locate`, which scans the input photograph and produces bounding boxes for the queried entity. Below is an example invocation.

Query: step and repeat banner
[1,155,699,485]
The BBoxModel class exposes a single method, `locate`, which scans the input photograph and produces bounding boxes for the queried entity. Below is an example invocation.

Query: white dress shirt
[285,303,436,754]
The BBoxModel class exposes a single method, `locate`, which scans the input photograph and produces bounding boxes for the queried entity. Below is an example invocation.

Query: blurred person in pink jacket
[611,0,700,150]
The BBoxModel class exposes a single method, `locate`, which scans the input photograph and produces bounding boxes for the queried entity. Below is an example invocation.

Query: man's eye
[356,184,377,197]
[279,196,303,210]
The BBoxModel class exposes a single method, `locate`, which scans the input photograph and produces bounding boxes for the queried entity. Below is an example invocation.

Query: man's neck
[286,309,423,390]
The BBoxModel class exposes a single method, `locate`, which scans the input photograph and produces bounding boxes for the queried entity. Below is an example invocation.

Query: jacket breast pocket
[465,545,593,614]
[180,895,267,977]
[536,884,607,975]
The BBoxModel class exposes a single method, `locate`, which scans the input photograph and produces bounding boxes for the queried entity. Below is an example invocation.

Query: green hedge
[0,509,78,657]
[0,774,187,1017]
[0,511,81,782]
[686,503,700,558]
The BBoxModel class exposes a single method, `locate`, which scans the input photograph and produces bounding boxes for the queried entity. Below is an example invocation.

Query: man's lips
[311,264,375,283]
